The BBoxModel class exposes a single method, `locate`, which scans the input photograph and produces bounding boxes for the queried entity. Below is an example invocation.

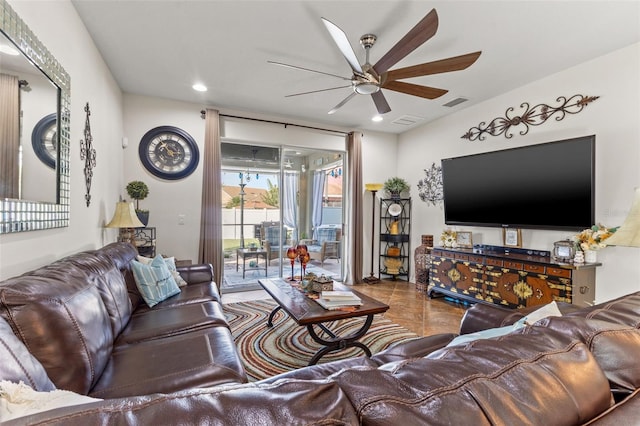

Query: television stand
[429,246,599,308]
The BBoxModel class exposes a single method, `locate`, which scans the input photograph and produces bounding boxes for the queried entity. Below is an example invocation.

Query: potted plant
[383,177,410,199]
[126,180,150,226]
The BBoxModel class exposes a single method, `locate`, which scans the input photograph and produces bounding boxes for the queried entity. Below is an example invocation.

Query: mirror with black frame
[0,0,71,233]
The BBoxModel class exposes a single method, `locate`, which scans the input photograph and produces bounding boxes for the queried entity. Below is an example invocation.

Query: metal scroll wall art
[80,102,96,206]
[417,162,443,207]
[461,94,599,141]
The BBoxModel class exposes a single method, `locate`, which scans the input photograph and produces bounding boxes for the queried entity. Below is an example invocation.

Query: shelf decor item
[126,181,150,226]
[456,231,473,248]
[383,177,409,199]
[440,229,457,248]
[503,228,522,247]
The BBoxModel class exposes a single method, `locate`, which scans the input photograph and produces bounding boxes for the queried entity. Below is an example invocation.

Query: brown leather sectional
[1,242,640,424]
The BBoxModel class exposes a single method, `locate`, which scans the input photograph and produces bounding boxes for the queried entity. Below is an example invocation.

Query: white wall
[0,0,124,280]
[398,43,640,302]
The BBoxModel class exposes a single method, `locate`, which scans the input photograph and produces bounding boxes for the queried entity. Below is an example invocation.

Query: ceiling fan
[268,9,481,115]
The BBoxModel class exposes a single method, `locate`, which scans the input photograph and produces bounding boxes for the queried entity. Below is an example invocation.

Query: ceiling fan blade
[321,17,364,75]
[382,80,448,99]
[285,85,351,97]
[267,61,352,81]
[371,91,391,114]
[384,51,482,82]
[328,92,357,115]
[373,8,439,75]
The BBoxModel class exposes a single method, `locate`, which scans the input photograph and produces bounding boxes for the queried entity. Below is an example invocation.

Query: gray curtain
[346,131,364,284]
[0,74,20,199]
[311,170,326,239]
[198,109,223,290]
[282,170,298,240]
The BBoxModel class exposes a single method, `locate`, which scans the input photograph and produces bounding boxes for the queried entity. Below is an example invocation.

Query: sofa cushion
[334,337,613,425]
[131,256,181,308]
[90,327,247,398]
[133,282,220,314]
[115,301,229,345]
[531,316,640,393]
[65,252,133,337]
[0,272,114,395]
[0,316,55,392]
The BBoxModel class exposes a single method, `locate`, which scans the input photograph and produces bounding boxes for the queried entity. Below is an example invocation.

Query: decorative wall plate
[139,126,199,180]
[31,113,57,169]
[388,203,402,217]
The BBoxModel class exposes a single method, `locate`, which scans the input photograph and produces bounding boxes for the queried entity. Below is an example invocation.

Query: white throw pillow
[0,381,101,422]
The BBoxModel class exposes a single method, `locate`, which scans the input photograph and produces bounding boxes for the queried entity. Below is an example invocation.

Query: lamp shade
[365,183,383,192]
[106,202,144,228]
[605,188,640,247]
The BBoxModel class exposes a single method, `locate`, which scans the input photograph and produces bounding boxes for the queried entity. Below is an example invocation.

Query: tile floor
[222,280,468,337]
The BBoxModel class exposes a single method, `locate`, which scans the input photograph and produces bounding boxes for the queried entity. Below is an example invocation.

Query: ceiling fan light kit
[270,8,481,116]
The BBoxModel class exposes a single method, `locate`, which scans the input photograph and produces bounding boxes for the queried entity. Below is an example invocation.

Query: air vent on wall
[443,97,468,107]
[392,115,425,126]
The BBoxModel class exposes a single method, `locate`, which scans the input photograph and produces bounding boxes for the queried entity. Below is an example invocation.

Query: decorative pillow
[316,227,337,243]
[136,255,187,287]
[131,256,181,307]
[445,301,563,348]
[0,381,102,422]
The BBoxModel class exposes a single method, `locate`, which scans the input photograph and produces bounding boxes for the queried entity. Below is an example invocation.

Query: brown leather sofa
[2,243,640,424]
[0,242,247,399]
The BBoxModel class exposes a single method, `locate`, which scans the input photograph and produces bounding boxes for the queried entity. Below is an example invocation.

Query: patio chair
[260,222,287,263]
[299,226,341,266]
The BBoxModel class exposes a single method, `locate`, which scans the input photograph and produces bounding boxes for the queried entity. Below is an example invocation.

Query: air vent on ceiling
[392,115,425,126]
[443,97,468,107]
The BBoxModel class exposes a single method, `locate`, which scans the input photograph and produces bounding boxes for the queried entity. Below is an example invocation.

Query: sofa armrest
[176,263,214,285]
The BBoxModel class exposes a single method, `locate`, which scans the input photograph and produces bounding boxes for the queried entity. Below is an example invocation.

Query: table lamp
[364,183,384,283]
[605,187,640,247]
[106,201,144,245]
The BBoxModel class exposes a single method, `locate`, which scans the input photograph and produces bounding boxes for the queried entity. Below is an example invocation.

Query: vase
[414,235,433,293]
[584,250,597,263]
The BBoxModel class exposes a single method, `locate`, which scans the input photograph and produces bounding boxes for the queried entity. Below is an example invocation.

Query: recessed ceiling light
[0,44,19,55]
[192,83,207,92]
[371,115,383,122]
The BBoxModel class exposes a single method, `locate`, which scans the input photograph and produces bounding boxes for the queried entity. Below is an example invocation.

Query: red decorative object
[286,246,297,281]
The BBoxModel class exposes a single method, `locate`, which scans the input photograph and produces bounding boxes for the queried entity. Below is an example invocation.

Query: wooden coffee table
[258,278,390,365]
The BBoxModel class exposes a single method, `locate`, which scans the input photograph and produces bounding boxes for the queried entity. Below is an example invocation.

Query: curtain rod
[200,110,348,136]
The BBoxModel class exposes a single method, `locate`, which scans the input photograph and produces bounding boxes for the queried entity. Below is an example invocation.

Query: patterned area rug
[224,299,419,382]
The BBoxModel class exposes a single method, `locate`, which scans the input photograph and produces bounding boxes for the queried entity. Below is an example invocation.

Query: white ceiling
[71,0,640,134]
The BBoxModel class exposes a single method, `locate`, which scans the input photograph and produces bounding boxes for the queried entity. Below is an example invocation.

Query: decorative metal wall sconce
[461,94,599,141]
[80,102,96,206]
[417,162,443,207]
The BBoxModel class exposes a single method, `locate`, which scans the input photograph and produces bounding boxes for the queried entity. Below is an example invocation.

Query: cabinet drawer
[524,263,545,274]
[503,260,523,269]
[547,267,572,278]
[486,258,503,267]
[469,255,484,263]
[454,253,469,261]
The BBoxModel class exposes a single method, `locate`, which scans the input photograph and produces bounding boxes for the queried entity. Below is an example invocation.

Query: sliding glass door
[220,142,344,293]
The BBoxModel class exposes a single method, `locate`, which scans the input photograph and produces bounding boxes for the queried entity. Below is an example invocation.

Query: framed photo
[456,231,473,248]
[503,228,522,247]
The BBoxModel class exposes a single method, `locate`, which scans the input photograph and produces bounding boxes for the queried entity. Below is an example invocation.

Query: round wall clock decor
[138,126,199,180]
[31,113,58,169]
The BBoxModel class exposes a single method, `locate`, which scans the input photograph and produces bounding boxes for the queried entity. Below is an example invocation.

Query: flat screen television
[441,135,595,231]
